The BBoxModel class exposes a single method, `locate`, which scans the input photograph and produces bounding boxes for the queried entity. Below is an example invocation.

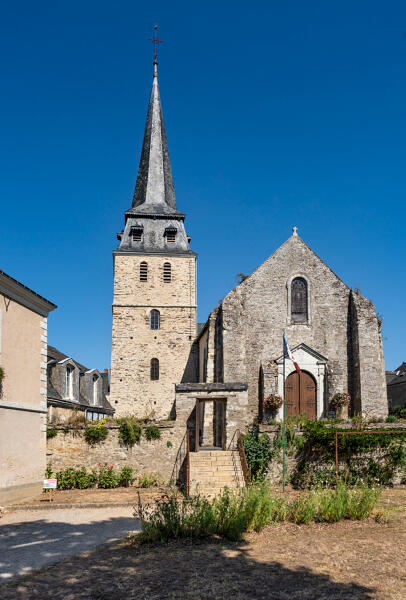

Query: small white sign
[43,479,57,489]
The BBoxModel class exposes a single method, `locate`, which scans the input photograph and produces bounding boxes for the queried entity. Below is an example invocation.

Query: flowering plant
[329,393,351,409]
[263,394,283,411]
[97,463,118,488]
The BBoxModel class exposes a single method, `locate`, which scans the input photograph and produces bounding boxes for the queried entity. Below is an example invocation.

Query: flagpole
[282,329,286,493]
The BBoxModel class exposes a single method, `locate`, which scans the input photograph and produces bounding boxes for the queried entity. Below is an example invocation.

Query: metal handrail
[170,429,190,493]
[186,430,190,496]
[228,429,250,487]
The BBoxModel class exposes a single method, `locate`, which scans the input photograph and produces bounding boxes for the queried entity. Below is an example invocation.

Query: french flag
[283,333,301,374]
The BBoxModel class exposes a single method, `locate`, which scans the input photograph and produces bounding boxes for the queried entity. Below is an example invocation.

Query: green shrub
[288,493,317,524]
[144,425,161,441]
[84,425,108,445]
[242,481,274,531]
[55,468,77,490]
[166,440,172,448]
[133,483,381,545]
[46,428,58,439]
[386,415,398,423]
[315,484,350,522]
[242,424,276,481]
[97,463,118,488]
[346,486,381,520]
[118,465,135,487]
[212,488,246,541]
[118,418,143,447]
[137,472,162,488]
[74,466,98,489]
[45,465,53,478]
[135,493,214,543]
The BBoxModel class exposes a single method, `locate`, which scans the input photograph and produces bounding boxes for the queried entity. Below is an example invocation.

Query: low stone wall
[258,423,406,485]
[46,421,186,483]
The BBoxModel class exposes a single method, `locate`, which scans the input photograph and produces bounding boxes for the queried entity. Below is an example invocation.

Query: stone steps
[189,450,245,497]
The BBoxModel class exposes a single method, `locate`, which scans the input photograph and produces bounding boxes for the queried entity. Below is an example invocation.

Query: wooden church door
[285,371,317,419]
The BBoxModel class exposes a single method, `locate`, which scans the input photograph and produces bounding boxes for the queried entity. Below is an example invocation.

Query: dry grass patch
[1,487,405,600]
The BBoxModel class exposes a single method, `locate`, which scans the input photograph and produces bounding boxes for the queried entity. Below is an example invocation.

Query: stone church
[110,58,387,437]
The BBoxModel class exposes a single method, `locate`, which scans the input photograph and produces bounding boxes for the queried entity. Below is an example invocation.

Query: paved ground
[0,506,139,580]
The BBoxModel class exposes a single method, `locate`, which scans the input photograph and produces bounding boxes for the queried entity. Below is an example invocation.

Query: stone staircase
[189,450,246,497]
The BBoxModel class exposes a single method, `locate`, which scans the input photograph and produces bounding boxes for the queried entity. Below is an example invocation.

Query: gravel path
[0,506,139,580]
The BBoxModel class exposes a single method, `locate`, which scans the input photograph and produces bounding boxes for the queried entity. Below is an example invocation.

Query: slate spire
[131,59,177,214]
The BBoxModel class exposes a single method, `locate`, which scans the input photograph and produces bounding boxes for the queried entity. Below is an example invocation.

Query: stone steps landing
[189,450,245,497]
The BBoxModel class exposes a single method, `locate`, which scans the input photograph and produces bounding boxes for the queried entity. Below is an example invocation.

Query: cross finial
[292,226,298,236]
[149,24,162,73]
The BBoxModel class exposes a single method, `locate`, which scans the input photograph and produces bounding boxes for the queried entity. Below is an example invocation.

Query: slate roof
[130,63,180,216]
[47,345,114,413]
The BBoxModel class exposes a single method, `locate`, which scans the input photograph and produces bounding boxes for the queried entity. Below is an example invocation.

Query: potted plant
[263,394,283,423]
[329,393,350,419]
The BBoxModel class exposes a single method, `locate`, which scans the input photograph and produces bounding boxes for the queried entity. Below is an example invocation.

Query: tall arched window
[140,261,148,282]
[150,309,160,330]
[150,358,159,380]
[291,277,308,322]
[163,262,171,283]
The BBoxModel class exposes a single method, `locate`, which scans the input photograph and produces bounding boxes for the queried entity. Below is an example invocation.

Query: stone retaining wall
[46,421,185,482]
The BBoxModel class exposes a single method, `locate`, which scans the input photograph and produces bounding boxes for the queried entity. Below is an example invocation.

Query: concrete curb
[8,501,137,511]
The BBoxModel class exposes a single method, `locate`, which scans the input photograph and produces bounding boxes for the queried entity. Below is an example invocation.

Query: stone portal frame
[286,273,312,326]
[275,343,328,420]
[175,383,249,449]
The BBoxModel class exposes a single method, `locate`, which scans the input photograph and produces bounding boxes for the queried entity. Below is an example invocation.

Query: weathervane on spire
[149,24,162,67]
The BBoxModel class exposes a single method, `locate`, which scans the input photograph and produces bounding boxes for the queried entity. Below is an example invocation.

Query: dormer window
[131,225,143,242]
[165,227,177,243]
[92,374,98,406]
[65,365,73,400]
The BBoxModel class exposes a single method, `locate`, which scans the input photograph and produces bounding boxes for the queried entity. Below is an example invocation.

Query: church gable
[217,230,354,393]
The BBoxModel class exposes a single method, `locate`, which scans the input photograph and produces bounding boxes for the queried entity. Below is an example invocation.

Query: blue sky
[0,1,405,370]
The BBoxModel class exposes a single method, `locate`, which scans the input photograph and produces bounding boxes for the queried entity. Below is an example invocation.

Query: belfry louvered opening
[132,227,143,242]
[140,262,148,282]
[165,227,177,243]
[163,262,171,283]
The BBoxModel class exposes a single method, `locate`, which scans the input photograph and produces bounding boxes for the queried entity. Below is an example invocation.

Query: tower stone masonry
[110,61,197,419]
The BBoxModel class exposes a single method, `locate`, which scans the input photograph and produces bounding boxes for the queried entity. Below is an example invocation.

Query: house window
[150,358,159,380]
[132,228,143,242]
[150,309,160,330]
[65,365,73,399]
[163,262,171,283]
[140,262,148,282]
[93,374,98,406]
[291,277,308,323]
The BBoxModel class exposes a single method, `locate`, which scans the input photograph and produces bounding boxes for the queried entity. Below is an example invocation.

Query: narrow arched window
[150,358,159,380]
[140,262,148,282]
[150,309,160,330]
[291,277,308,323]
[163,262,171,283]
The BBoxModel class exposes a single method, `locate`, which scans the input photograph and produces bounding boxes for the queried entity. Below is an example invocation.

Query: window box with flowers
[329,392,351,419]
[263,394,283,423]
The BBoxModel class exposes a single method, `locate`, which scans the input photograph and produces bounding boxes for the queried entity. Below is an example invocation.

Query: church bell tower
[110,37,197,418]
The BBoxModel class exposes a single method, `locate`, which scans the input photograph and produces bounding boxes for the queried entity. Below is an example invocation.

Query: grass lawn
[1,487,405,600]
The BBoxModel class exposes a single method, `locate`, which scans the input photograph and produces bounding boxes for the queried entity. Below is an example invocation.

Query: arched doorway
[285,371,317,419]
